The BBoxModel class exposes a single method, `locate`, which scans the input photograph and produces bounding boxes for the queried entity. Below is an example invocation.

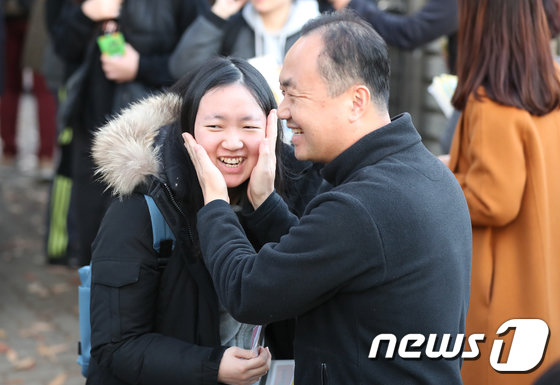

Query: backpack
[77,195,176,377]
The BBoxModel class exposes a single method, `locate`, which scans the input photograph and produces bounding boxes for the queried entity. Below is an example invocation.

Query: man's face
[278,33,351,163]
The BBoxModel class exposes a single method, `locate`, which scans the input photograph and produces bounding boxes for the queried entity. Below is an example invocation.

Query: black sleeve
[198,193,385,325]
[136,55,177,87]
[135,0,203,86]
[240,192,299,249]
[348,0,458,50]
[50,3,96,64]
[91,194,225,385]
[45,0,67,35]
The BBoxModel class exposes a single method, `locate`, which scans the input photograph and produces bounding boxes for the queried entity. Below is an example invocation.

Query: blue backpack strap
[77,264,91,377]
[77,195,176,377]
[144,195,176,254]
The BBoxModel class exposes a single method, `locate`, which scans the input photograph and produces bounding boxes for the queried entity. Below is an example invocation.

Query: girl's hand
[183,133,229,205]
[247,110,278,210]
[218,346,271,385]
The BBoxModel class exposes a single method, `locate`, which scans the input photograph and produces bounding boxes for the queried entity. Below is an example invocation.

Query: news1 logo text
[369,319,549,372]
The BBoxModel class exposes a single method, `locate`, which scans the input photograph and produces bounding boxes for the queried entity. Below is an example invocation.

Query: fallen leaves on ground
[13,356,36,370]
[19,321,55,338]
[37,342,69,361]
[4,379,24,385]
[5,348,36,371]
[27,281,50,298]
[50,282,70,295]
[0,340,11,353]
[48,372,68,385]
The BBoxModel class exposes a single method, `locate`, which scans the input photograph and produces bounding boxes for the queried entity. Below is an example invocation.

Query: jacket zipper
[162,182,194,244]
[321,362,328,385]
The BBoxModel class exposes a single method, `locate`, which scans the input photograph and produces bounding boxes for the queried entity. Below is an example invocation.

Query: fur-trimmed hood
[92,93,182,196]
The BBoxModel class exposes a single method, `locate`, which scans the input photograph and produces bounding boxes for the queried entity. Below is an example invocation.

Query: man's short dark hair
[301,11,390,107]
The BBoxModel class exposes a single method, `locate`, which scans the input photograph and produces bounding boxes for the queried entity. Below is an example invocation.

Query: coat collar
[321,113,422,186]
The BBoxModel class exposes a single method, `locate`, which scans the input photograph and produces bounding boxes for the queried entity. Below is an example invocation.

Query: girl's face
[194,83,266,188]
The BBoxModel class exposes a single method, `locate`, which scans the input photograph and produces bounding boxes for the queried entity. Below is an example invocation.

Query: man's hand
[218,346,271,385]
[247,110,278,210]
[183,133,230,205]
[81,0,122,21]
[211,0,249,20]
[100,43,139,83]
[329,0,352,10]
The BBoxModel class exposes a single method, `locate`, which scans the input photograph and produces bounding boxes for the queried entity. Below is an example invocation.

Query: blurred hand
[438,154,450,167]
[100,43,139,83]
[183,132,230,205]
[329,0,351,10]
[218,346,271,385]
[212,0,249,20]
[82,0,122,21]
[247,110,278,210]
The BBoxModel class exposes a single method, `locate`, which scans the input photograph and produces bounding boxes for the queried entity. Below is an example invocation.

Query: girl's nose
[221,131,244,151]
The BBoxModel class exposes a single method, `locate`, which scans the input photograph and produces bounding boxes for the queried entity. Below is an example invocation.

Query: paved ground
[1,94,84,385]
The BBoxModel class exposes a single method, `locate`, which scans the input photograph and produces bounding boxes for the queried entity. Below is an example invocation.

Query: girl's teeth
[219,157,244,167]
[292,128,303,135]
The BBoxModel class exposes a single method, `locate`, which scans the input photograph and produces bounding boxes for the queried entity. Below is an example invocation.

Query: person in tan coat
[442,0,560,384]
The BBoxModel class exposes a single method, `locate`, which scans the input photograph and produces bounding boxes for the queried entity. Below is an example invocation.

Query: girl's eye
[243,126,260,130]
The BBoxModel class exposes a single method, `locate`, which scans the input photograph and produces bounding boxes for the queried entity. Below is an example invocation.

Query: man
[185,11,472,384]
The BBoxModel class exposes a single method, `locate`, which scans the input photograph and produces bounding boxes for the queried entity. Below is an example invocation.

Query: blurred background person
[50,0,204,266]
[1,0,57,176]
[0,0,5,97]
[440,0,560,155]
[543,0,560,61]
[328,0,458,73]
[169,0,320,80]
[443,0,560,383]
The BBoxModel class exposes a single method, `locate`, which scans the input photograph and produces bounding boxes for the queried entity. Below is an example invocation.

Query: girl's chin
[224,177,250,189]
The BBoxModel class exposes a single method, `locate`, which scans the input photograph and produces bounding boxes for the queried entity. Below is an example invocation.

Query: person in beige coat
[442,0,560,384]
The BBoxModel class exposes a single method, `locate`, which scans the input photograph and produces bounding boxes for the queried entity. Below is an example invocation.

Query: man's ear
[349,85,371,123]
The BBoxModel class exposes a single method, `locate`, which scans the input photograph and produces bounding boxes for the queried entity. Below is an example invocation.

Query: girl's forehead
[198,84,266,118]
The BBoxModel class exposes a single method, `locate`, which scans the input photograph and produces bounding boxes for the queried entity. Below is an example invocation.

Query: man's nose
[277,99,290,120]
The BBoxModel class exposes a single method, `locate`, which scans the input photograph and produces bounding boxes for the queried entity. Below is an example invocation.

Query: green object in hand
[97,32,126,56]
